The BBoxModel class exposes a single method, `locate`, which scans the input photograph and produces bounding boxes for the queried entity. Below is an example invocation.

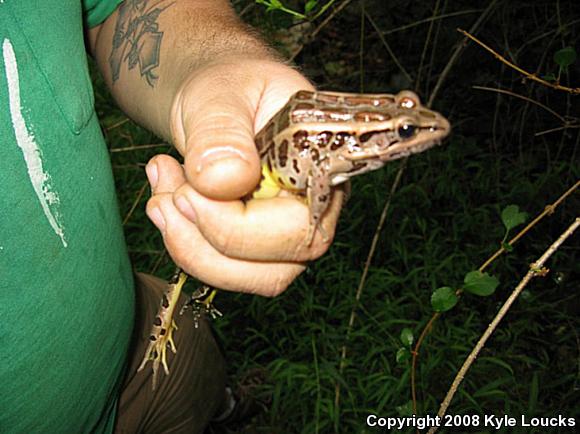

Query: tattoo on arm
[109,0,173,87]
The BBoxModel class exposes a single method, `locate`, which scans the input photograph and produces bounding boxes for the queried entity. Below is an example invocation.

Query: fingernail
[175,196,197,222]
[147,206,166,231]
[146,162,159,190]
[197,146,247,173]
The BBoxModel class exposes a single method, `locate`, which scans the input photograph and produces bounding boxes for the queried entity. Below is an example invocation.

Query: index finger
[173,182,345,262]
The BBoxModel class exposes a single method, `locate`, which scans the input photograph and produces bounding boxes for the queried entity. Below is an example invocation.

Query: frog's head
[339,91,450,162]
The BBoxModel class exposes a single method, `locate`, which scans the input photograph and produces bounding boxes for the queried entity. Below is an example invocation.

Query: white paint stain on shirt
[3,38,67,247]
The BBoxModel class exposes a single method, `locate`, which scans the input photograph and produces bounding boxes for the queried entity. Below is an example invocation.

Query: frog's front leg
[138,269,187,389]
[305,161,332,246]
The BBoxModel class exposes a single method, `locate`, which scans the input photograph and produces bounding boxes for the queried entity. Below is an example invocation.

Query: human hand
[145,58,344,296]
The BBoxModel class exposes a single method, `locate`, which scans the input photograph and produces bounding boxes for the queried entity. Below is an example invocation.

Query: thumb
[171,63,263,200]
[170,58,313,201]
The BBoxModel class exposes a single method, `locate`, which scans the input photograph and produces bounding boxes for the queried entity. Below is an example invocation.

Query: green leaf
[542,72,557,82]
[396,347,411,364]
[305,0,318,13]
[399,328,414,347]
[431,286,459,312]
[464,270,499,296]
[554,46,577,68]
[501,204,528,232]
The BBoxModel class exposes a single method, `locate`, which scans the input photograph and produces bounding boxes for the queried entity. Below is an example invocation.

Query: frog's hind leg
[138,269,187,389]
[180,285,223,327]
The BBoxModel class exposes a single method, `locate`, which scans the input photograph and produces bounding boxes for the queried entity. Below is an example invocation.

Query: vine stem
[410,179,579,415]
[427,217,580,434]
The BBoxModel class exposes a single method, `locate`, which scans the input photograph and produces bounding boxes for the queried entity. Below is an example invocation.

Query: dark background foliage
[94,0,579,432]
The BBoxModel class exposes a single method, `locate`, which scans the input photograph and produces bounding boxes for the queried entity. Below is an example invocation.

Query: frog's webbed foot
[180,285,223,327]
[138,270,187,390]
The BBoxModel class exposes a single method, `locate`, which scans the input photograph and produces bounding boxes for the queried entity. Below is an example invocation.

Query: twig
[415,0,441,91]
[365,11,413,85]
[335,159,408,410]
[104,117,129,132]
[479,180,580,271]
[122,180,149,226]
[427,217,580,434]
[110,143,172,153]
[472,85,569,124]
[410,312,440,415]
[382,10,483,36]
[410,179,580,415]
[428,0,500,107]
[289,0,353,62]
[410,0,500,409]
[457,28,580,95]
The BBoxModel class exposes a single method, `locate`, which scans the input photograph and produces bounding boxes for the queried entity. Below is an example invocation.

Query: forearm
[89,0,275,143]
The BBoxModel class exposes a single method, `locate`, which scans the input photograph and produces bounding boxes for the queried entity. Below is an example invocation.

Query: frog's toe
[138,319,178,389]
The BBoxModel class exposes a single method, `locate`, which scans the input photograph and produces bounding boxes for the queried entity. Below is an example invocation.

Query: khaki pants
[114,273,226,434]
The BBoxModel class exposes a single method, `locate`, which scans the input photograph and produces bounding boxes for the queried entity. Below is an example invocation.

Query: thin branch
[428,0,501,107]
[104,117,130,132]
[458,28,580,95]
[479,179,580,271]
[365,11,413,85]
[415,0,441,91]
[427,217,580,434]
[110,143,172,153]
[472,85,568,124]
[123,179,149,226]
[383,10,483,36]
[289,0,354,62]
[335,159,408,409]
[411,179,580,415]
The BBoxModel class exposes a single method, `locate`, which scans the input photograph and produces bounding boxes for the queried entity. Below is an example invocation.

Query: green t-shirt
[0,1,134,433]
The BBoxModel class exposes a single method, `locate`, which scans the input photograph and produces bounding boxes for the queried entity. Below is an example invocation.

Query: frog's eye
[398,123,416,139]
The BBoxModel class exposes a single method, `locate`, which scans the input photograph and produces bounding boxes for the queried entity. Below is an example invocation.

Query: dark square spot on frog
[310,148,320,163]
[265,122,275,143]
[278,140,289,167]
[292,159,300,174]
[348,162,368,173]
[316,131,333,147]
[278,105,291,131]
[293,130,310,151]
[331,132,352,150]
[255,136,265,152]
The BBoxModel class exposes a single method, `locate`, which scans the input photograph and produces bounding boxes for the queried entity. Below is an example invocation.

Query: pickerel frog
[139,90,450,388]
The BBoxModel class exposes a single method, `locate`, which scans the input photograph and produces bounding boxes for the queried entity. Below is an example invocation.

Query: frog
[138,89,450,388]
